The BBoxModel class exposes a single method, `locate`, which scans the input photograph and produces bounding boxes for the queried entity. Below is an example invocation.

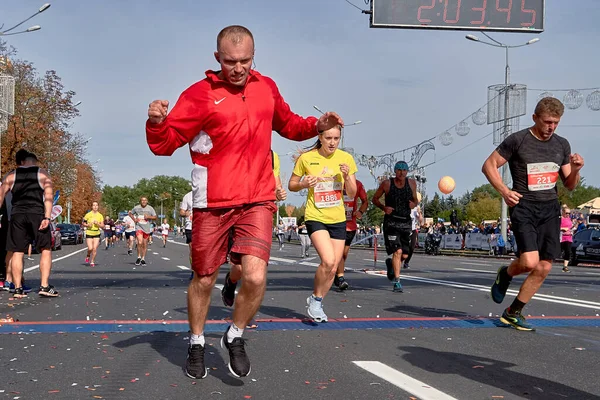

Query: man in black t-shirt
[482,97,584,331]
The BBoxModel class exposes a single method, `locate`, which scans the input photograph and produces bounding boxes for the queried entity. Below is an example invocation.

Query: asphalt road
[1,235,599,400]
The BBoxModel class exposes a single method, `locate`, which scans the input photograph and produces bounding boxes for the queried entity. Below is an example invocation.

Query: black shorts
[345,230,357,247]
[7,213,52,253]
[560,241,571,260]
[509,199,560,260]
[104,231,113,238]
[305,221,346,241]
[383,217,412,255]
[185,229,192,244]
[125,231,135,239]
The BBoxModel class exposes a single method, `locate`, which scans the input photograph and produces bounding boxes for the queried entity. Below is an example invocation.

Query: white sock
[227,323,244,343]
[190,333,205,346]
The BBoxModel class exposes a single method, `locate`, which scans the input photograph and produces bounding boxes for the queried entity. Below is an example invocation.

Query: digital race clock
[370,0,544,32]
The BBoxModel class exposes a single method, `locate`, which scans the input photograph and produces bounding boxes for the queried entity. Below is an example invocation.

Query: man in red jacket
[146,25,343,380]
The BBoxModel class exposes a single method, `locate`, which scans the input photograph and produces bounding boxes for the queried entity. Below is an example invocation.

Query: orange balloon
[438,176,455,194]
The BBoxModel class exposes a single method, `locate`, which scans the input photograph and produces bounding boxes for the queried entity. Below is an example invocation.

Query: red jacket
[146,70,319,209]
[344,180,368,231]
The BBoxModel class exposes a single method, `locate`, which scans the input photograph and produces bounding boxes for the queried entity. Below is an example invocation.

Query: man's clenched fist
[148,100,169,124]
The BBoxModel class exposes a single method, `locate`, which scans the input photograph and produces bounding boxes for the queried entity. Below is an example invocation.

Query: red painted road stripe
[2,315,599,326]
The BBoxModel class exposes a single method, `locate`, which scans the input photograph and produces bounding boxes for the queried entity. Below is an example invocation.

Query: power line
[343,0,368,12]
[528,87,600,92]
[420,131,495,169]
[562,124,600,127]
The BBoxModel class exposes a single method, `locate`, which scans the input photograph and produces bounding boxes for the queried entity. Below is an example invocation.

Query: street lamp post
[466,33,539,243]
[0,3,51,37]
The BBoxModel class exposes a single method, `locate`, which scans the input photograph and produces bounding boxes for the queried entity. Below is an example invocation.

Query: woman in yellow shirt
[289,125,357,322]
[82,201,104,267]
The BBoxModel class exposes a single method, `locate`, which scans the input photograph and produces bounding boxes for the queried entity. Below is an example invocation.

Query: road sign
[370,0,544,33]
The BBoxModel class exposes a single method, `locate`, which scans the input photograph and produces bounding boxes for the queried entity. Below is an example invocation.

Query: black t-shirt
[496,128,570,202]
[103,219,115,233]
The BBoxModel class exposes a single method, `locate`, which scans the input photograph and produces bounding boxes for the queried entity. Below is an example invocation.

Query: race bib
[314,180,342,209]
[137,214,146,222]
[527,162,560,191]
[343,193,354,220]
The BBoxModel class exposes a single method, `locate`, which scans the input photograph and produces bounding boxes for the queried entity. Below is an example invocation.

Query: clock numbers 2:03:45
[416,0,537,27]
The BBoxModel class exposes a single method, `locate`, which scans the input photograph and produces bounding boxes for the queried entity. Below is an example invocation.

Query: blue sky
[2,0,600,205]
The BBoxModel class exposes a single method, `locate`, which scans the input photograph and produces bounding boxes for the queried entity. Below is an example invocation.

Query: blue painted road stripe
[1,316,599,334]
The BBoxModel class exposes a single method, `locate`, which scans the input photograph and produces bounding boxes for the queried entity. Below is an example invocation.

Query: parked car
[570,227,600,266]
[57,223,84,245]
[50,222,62,251]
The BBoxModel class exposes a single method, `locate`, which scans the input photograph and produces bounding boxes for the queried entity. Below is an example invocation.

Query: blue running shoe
[7,282,32,294]
[393,279,403,293]
[500,308,535,331]
[491,266,511,304]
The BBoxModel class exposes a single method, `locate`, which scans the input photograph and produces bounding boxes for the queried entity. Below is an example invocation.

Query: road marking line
[353,361,458,400]
[176,265,190,270]
[167,239,188,247]
[24,247,88,273]
[460,262,492,266]
[454,268,496,274]
[161,257,170,261]
[152,252,159,255]
[269,257,296,264]
[401,275,600,309]
[299,261,320,267]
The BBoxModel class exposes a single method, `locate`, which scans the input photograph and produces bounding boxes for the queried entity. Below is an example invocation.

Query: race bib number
[314,181,342,209]
[527,162,560,191]
[137,214,146,222]
[343,193,354,220]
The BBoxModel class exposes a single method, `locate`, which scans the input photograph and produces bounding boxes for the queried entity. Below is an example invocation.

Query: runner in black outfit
[483,97,584,331]
[372,161,417,293]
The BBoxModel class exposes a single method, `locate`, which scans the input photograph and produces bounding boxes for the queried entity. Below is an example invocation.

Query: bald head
[217,25,254,52]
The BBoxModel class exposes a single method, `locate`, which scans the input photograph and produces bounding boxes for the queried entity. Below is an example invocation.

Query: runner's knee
[519,253,540,271]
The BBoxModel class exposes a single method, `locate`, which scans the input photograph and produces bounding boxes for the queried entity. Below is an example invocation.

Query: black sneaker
[185,344,208,379]
[385,258,394,281]
[221,327,251,377]
[141,259,147,266]
[14,287,27,298]
[333,275,340,287]
[39,285,59,297]
[338,276,349,291]
[221,272,237,307]
[127,249,132,256]
[403,262,410,269]
[491,266,512,304]
[135,258,141,266]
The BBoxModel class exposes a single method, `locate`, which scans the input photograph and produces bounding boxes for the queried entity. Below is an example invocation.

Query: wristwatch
[44,217,51,221]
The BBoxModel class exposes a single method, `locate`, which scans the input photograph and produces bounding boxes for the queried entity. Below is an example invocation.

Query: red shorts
[192,202,276,276]
[136,230,150,239]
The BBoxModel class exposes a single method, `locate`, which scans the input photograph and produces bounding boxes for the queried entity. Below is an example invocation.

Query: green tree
[424,192,442,220]
[292,203,306,222]
[557,177,600,209]
[465,195,501,224]
[471,184,502,200]
[101,185,137,218]
[365,188,384,227]
[101,176,191,224]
